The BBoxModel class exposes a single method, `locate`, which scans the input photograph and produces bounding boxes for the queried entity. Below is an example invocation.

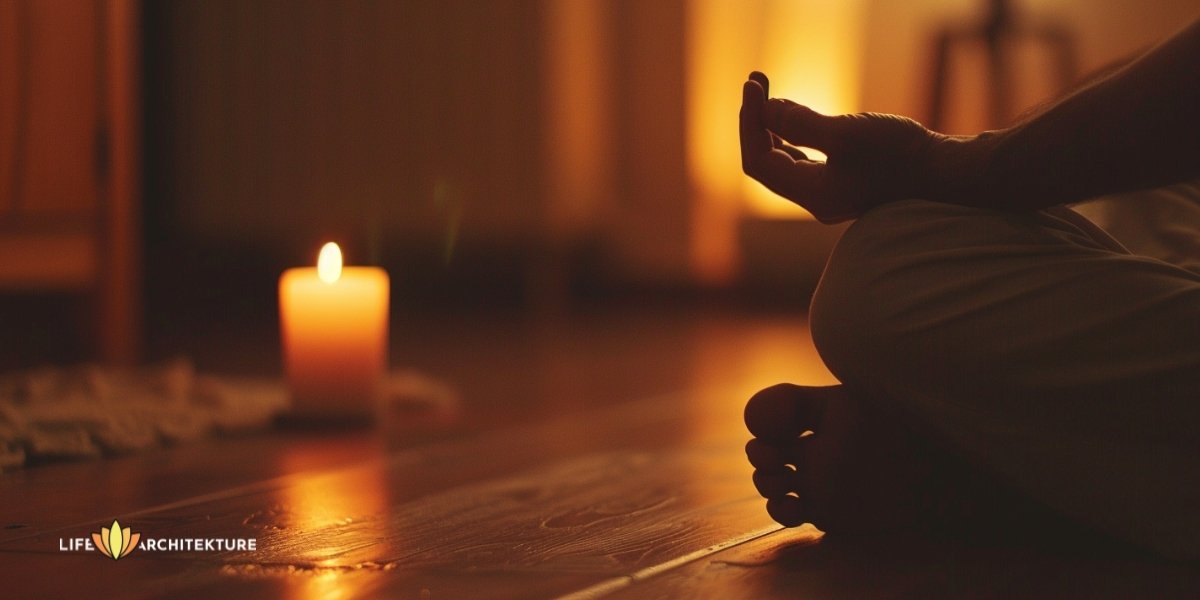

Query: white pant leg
[1073,179,1200,275]
[810,199,1200,560]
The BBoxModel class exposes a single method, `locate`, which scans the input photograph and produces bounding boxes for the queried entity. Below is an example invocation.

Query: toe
[752,465,800,498]
[744,383,831,441]
[745,437,809,469]
[766,495,807,527]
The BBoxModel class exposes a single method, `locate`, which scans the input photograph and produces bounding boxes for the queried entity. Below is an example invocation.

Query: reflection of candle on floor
[279,242,389,421]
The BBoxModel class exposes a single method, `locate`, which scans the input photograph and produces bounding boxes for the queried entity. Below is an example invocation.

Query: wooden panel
[20,0,100,215]
[98,0,142,363]
[609,0,692,283]
[0,0,19,216]
[158,0,546,247]
[0,233,97,289]
[0,0,140,363]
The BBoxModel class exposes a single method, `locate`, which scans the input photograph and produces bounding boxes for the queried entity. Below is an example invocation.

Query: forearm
[927,18,1200,209]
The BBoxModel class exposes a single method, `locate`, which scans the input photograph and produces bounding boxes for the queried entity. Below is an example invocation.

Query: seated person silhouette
[740,18,1200,560]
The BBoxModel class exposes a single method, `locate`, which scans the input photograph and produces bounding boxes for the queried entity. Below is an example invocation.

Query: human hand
[740,72,952,223]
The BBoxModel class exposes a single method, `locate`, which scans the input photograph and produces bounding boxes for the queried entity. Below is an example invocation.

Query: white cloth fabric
[0,362,460,471]
[809,189,1200,559]
[0,361,288,469]
[1073,180,1200,275]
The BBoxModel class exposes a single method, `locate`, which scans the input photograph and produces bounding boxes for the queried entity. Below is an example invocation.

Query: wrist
[918,130,1005,207]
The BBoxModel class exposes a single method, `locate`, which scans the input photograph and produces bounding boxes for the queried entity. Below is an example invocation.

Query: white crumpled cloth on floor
[0,360,462,471]
[0,360,287,470]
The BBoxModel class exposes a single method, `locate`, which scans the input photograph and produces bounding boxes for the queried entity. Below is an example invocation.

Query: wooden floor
[2,310,1198,598]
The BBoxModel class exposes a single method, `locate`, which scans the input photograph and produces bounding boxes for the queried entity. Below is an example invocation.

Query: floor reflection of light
[275,443,393,570]
[285,471,383,534]
[291,571,354,600]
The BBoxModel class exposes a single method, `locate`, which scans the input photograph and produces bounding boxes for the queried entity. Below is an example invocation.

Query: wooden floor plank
[604,525,1200,599]
[1,387,780,598]
[1,312,822,544]
[6,311,1200,598]
[11,312,1199,599]
[0,432,395,542]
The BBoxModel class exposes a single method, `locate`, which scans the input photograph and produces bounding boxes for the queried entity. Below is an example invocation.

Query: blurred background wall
[1,0,1197,367]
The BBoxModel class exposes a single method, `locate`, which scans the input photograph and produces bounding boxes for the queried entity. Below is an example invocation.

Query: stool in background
[927,0,1079,131]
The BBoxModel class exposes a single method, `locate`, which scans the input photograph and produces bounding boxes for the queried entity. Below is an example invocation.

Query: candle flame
[317,242,342,283]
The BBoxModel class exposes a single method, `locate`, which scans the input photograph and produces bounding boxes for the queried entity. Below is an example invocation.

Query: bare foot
[744,383,1102,543]
[745,384,939,534]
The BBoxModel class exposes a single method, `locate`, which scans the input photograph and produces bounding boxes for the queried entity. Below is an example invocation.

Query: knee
[808,215,881,386]
[808,200,961,386]
[809,208,887,385]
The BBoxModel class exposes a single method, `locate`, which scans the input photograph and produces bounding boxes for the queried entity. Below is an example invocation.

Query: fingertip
[742,79,765,104]
[748,71,769,96]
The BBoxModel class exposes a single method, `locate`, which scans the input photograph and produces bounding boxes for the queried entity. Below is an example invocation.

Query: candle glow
[280,242,389,421]
[317,242,343,284]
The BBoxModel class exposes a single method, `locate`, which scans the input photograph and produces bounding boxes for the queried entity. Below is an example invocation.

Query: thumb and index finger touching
[740,72,825,203]
[743,72,847,156]
[740,73,775,173]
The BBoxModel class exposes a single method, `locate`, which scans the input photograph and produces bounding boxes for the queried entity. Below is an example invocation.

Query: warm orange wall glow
[686,0,753,284]
[686,0,865,282]
[742,0,865,218]
[543,0,612,241]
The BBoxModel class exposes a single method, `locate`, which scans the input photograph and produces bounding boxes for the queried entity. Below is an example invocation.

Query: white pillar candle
[279,242,389,421]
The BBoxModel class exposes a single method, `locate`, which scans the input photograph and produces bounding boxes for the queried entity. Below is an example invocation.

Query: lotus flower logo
[92,520,139,560]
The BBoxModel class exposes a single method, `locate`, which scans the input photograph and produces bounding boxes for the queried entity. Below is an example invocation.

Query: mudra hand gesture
[739,71,955,223]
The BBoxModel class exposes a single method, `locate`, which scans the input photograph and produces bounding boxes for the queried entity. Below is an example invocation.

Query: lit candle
[279,242,389,422]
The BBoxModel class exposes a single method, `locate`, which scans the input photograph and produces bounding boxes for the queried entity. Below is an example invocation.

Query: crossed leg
[748,198,1200,559]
